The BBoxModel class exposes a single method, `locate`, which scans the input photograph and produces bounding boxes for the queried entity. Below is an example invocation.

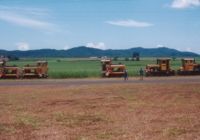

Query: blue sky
[0,0,200,53]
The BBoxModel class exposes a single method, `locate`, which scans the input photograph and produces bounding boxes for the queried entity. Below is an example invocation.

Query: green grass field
[7,57,200,78]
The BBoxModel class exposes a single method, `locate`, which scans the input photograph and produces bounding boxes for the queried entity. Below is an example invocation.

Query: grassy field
[0,82,200,140]
[7,57,200,78]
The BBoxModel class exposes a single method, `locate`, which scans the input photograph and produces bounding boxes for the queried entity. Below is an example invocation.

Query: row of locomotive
[1,57,199,79]
[145,58,200,76]
[0,60,48,79]
[101,58,200,77]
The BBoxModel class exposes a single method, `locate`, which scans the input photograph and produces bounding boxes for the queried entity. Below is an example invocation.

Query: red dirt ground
[0,82,200,140]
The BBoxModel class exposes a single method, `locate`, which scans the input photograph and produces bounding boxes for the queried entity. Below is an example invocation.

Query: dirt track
[0,76,200,87]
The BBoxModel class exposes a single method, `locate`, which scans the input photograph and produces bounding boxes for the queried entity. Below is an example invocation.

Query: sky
[0,0,200,53]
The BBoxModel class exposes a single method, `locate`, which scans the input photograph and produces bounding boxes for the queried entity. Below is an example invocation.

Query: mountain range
[0,46,199,58]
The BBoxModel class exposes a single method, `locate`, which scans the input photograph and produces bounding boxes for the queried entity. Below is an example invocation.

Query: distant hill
[0,46,199,58]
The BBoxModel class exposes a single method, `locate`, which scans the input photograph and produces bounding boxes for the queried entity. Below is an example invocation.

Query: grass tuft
[163,127,187,137]
[15,114,40,129]
[53,112,107,127]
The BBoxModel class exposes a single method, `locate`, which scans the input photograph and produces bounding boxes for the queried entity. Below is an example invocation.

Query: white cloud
[63,45,71,50]
[86,42,106,50]
[0,6,57,31]
[0,6,49,16]
[157,44,165,47]
[106,20,153,28]
[16,42,30,51]
[186,47,192,52]
[171,0,200,9]
[0,12,54,30]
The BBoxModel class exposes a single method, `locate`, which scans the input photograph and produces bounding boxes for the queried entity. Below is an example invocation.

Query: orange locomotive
[177,58,200,75]
[0,60,21,78]
[101,59,126,77]
[0,60,48,79]
[145,58,175,76]
[22,61,48,78]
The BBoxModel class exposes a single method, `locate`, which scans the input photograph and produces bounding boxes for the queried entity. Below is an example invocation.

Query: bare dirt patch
[0,82,200,140]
